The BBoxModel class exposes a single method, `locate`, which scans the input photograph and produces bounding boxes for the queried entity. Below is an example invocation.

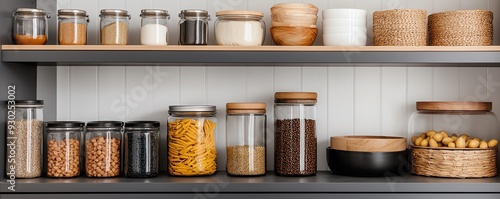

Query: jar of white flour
[140,9,169,45]
[215,10,265,46]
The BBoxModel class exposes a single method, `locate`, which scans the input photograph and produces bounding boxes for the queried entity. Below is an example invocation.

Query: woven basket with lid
[373,9,427,46]
[428,10,493,46]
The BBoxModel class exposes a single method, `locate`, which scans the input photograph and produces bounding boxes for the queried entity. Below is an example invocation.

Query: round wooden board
[330,136,407,152]
[416,101,492,111]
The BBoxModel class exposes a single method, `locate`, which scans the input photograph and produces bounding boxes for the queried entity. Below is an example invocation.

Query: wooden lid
[416,101,492,111]
[216,10,263,17]
[330,136,407,152]
[226,102,266,114]
[275,91,317,100]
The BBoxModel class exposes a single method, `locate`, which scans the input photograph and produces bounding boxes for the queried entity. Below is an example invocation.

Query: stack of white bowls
[322,9,367,46]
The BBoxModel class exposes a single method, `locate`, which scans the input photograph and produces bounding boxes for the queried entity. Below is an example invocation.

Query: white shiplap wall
[51,0,500,171]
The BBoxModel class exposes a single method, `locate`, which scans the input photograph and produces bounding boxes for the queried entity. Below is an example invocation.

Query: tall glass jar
[99,9,130,45]
[226,102,267,176]
[274,92,317,176]
[85,121,123,177]
[168,105,217,176]
[57,9,88,45]
[215,10,265,46]
[6,100,44,178]
[124,121,160,178]
[12,8,50,45]
[140,9,169,45]
[45,121,84,178]
[178,9,210,45]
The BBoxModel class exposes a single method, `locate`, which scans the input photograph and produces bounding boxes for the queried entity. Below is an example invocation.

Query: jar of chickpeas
[85,121,123,177]
[46,121,84,178]
[168,105,217,176]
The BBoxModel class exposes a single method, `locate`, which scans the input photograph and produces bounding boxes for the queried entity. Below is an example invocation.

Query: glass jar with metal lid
[140,9,170,45]
[178,9,210,45]
[274,92,317,176]
[215,10,265,46]
[124,121,160,178]
[45,121,85,178]
[85,121,123,177]
[168,105,217,176]
[226,102,267,176]
[6,100,44,178]
[12,8,50,45]
[57,9,88,45]
[99,9,130,45]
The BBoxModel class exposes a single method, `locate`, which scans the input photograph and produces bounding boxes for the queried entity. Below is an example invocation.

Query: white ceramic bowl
[323,26,367,34]
[322,9,367,19]
[322,18,366,27]
[323,33,367,46]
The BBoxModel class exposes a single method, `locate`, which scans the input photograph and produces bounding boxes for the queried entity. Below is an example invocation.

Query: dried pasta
[168,118,217,176]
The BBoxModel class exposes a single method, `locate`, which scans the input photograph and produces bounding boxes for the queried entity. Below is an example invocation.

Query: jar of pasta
[168,105,217,176]
[85,121,123,177]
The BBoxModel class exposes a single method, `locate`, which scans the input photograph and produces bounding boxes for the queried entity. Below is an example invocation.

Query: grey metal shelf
[3,45,500,64]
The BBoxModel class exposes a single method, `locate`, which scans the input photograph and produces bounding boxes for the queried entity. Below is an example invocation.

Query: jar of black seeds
[274,92,317,176]
[124,121,160,178]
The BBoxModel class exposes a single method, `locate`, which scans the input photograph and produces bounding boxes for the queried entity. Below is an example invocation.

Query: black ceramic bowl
[326,147,409,177]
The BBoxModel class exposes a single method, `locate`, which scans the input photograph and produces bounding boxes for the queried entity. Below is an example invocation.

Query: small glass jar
[168,105,217,176]
[124,121,160,178]
[6,100,44,178]
[274,92,317,176]
[12,8,50,45]
[226,102,267,176]
[99,9,130,45]
[215,10,265,46]
[46,121,84,178]
[57,9,88,45]
[85,121,123,177]
[178,9,210,45]
[140,9,169,45]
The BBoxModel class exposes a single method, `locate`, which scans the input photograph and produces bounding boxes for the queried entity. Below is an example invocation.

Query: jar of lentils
[46,121,84,178]
[85,121,123,177]
[274,92,317,176]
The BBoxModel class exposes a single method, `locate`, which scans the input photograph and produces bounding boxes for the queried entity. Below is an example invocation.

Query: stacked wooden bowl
[270,3,319,46]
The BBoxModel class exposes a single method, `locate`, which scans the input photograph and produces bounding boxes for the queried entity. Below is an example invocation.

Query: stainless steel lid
[100,9,129,17]
[140,9,169,17]
[169,105,216,112]
[179,9,210,19]
[58,9,87,16]
[13,8,48,16]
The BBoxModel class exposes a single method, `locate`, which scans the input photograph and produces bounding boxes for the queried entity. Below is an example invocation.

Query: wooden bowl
[271,3,319,15]
[271,27,318,46]
[271,13,317,27]
[330,136,407,152]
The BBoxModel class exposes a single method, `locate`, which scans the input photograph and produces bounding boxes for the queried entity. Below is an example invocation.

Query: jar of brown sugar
[12,8,50,45]
[99,9,130,45]
[57,9,88,45]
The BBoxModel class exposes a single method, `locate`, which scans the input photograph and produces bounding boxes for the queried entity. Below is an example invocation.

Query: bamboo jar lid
[226,102,266,114]
[416,101,492,111]
[330,136,407,152]
[275,92,317,103]
[216,10,264,17]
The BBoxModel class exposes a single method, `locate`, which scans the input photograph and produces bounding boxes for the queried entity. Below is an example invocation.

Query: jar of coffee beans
[274,92,317,176]
[85,121,123,177]
[124,121,160,178]
[226,102,267,176]
[46,121,84,178]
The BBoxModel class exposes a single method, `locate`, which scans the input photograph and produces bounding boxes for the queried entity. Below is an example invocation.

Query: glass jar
[99,9,130,45]
[124,121,160,178]
[178,9,210,45]
[57,9,88,45]
[6,100,44,178]
[12,8,50,45]
[140,9,169,45]
[45,121,84,178]
[226,102,267,176]
[408,101,499,145]
[274,92,317,176]
[215,10,265,46]
[168,105,217,176]
[85,121,123,177]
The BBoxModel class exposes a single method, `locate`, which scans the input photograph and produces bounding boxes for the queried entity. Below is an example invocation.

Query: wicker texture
[411,146,497,178]
[429,10,493,46]
[373,9,427,46]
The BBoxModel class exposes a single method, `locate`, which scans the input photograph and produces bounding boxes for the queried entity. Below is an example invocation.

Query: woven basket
[373,9,427,46]
[411,145,497,178]
[428,10,493,46]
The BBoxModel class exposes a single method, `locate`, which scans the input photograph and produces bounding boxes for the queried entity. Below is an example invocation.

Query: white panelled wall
[48,0,500,171]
